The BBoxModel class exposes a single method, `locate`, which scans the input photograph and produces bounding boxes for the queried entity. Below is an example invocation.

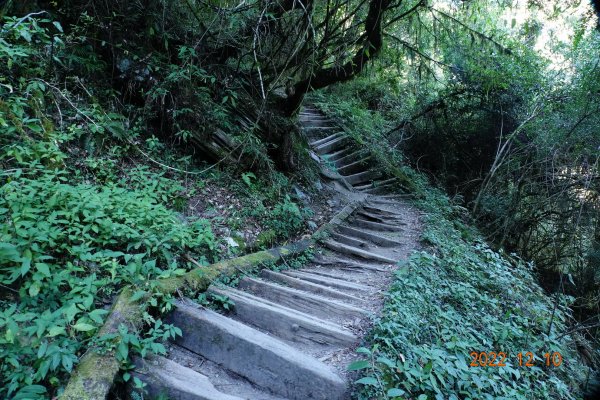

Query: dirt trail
[132,105,422,400]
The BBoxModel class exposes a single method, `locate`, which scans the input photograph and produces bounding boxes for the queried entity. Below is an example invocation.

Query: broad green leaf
[47,326,66,337]
[73,322,95,332]
[347,360,370,371]
[387,388,405,397]
[355,376,378,386]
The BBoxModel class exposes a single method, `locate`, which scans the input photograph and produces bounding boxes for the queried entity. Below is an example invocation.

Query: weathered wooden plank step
[310,132,345,147]
[372,194,414,202]
[355,177,398,191]
[299,110,324,116]
[237,276,368,320]
[298,267,370,283]
[330,231,370,249]
[352,217,405,232]
[315,136,349,155]
[324,240,397,264]
[316,254,391,270]
[259,269,358,301]
[208,286,357,347]
[366,197,403,206]
[353,183,372,191]
[322,147,353,163]
[356,209,403,224]
[298,112,326,118]
[169,301,348,400]
[133,355,244,400]
[373,177,398,186]
[285,270,371,292]
[303,125,338,131]
[335,224,404,247]
[362,205,404,218]
[334,150,366,166]
[337,157,372,175]
[363,182,399,194]
[344,170,382,186]
[299,120,331,127]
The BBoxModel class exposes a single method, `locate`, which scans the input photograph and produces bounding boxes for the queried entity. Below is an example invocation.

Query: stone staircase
[131,106,420,400]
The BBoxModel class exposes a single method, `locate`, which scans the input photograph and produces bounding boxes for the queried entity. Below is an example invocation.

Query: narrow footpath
[132,106,422,400]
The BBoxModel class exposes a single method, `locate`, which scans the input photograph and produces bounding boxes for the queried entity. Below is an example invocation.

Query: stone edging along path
[61,105,422,399]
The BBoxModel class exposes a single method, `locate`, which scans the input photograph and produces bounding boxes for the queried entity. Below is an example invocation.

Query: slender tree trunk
[282,0,392,114]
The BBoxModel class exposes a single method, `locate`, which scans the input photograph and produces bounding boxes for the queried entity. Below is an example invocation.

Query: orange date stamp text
[469,351,563,367]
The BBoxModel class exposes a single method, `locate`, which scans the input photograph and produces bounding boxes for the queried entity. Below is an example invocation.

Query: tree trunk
[283,0,391,114]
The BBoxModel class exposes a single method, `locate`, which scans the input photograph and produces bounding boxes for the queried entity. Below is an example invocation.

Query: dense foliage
[0,15,312,398]
[1,0,599,398]
[311,0,600,373]
[352,189,588,399]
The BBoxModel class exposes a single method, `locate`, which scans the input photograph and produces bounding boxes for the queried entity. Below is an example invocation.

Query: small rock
[293,185,310,204]
[224,237,239,247]
[309,151,321,163]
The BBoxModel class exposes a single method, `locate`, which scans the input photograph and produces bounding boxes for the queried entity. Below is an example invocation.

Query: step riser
[209,287,357,347]
[352,218,404,232]
[170,302,348,400]
[238,277,368,320]
[324,240,397,264]
[335,224,404,247]
[286,270,371,292]
[331,232,370,249]
[133,356,243,400]
[260,270,358,301]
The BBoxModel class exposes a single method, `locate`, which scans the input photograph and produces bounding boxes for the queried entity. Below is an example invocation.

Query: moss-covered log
[60,240,312,400]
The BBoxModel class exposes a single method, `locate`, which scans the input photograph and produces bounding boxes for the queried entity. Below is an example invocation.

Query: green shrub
[352,192,586,399]
[268,196,310,240]
[0,172,216,398]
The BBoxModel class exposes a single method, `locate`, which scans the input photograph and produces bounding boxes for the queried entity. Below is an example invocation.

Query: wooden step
[352,217,404,232]
[169,301,348,400]
[237,277,368,321]
[133,355,243,400]
[324,240,397,264]
[285,270,371,292]
[335,224,404,247]
[208,286,357,347]
[337,157,372,175]
[345,170,382,186]
[259,269,358,301]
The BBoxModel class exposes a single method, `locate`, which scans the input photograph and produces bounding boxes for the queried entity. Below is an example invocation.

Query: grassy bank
[351,188,588,399]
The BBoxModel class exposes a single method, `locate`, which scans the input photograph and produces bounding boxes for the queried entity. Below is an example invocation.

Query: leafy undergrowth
[0,16,317,398]
[352,189,588,399]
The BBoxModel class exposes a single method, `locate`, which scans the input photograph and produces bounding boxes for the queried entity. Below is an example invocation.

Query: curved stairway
[131,106,421,400]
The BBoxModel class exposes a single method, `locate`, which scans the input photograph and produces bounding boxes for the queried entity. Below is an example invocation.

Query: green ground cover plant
[352,189,588,399]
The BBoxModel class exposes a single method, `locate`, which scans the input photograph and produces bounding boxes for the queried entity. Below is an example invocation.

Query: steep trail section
[132,107,421,400]
[300,105,402,195]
